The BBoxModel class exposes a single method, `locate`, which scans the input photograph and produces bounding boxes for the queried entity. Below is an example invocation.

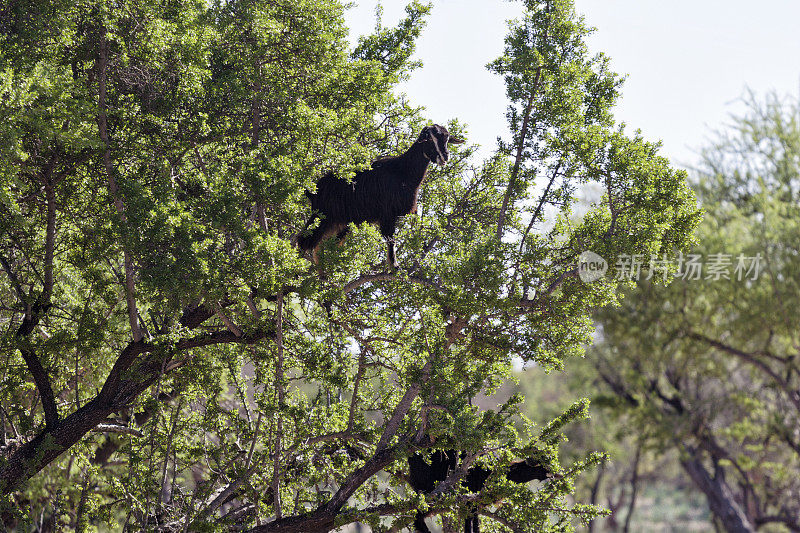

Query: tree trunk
[681,455,755,533]
[587,463,605,533]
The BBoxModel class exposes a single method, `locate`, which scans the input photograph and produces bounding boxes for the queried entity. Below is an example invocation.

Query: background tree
[0,0,697,531]
[578,92,800,532]
[513,357,712,532]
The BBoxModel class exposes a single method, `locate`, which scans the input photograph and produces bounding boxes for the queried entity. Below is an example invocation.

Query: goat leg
[465,513,479,533]
[380,221,398,270]
[386,239,398,271]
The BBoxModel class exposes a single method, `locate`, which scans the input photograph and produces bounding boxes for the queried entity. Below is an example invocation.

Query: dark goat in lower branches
[297,124,464,268]
[408,449,553,533]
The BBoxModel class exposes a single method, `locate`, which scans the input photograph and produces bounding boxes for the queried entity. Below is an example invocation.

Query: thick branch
[681,448,755,533]
[0,253,26,303]
[0,397,114,494]
[9,173,61,429]
[18,347,59,429]
[180,303,216,329]
[215,303,242,337]
[42,180,56,303]
[0,328,271,493]
[16,298,59,429]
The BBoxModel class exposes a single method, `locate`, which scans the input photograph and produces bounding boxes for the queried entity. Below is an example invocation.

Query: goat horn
[447,136,465,144]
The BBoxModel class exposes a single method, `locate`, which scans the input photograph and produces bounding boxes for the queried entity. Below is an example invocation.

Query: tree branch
[680,447,756,533]
[15,300,59,429]
[95,33,142,343]
[272,291,285,518]
[687,331,800,412]
[0,253,26,304]
[93,423,144,437]
[495,66,544,239]
[246,442,408,533]
[18,347,59,429]
[214,303,243,337]
[8,168,61,429]
[0,327,272,493]
[376,361,431,452]
[41,178,57,303]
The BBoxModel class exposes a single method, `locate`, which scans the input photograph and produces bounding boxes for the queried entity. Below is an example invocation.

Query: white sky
[345,0,800,168]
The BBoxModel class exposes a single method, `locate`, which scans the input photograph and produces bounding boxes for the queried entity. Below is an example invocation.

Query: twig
[272,291,285,518]
[496,66,544,239]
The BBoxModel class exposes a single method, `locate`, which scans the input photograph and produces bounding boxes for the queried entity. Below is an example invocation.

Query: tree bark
[0,398,114,494]
[13,175,60,429]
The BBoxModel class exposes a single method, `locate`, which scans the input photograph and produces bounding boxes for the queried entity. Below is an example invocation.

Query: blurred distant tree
[587,92,800,533]
[0,0,697,531]
[514,347,712,532]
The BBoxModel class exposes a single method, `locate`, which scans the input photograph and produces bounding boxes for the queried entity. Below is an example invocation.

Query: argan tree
[0,0,698,531]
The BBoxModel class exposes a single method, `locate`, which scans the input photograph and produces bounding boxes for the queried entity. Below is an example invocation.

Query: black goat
[408,449,552,533]
[297,124,464,268]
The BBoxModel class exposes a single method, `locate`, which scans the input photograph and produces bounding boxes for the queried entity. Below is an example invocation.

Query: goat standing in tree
[408,449,553,533]
[298,124,464,268]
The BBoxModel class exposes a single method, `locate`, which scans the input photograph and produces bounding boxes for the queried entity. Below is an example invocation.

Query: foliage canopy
[0,0,697,531]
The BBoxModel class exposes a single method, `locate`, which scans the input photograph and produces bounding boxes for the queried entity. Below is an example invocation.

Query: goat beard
[430,142,448,166]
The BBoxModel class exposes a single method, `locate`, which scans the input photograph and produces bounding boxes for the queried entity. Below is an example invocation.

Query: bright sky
[345,0,800,168]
